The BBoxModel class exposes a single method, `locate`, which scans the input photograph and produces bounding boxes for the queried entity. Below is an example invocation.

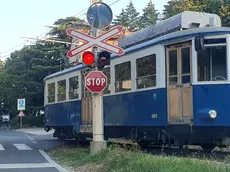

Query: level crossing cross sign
[85,71,107,93]
[66,25,124,58]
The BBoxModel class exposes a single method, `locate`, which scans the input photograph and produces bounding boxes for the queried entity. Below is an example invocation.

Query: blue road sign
[17,99,25,110]
[87,2,113,29]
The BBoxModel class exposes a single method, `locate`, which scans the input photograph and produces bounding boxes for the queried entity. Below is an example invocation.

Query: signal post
[91,27,106,153]
[66,2,124,154]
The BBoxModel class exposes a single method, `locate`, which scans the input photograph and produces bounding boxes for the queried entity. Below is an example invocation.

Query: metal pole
[90,28,107,154]
[20,116,22,128]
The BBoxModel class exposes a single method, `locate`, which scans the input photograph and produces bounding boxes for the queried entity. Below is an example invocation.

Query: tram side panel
[193,84,230,127]
[45,100,81,137]
[103,88,168,140]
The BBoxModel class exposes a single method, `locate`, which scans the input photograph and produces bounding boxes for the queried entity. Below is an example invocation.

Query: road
[0,127,70,172]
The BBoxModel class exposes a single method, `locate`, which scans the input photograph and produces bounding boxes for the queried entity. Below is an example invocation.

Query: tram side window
[57,80,66,102]
[115,61,131,92]
[197,46,227,81]
[103,67,110,94]
[47,83,55,103]
[69,76,79,100]
[136,54,156,89]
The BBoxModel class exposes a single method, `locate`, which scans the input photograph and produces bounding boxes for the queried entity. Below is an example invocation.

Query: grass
[48,145,230,172]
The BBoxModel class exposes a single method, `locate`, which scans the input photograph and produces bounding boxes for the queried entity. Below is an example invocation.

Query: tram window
[197,46,227,81]
[115,61,131,92]
[57,80,66,101]
[47,83,55,103]
[181,47,191,84]
[169,50,178,85]
[69,76,79,100]
[136,54,156,89]
[103,67,110,94]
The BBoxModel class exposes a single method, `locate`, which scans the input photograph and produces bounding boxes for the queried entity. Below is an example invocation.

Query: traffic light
[97,51,111,70]
[82,50,111,70]
[82,51,95,67]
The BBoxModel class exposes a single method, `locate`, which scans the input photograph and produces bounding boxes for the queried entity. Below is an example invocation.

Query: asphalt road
[0,127,70,172]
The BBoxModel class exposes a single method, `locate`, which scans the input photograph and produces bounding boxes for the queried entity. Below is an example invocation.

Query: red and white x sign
[66,25,124,58]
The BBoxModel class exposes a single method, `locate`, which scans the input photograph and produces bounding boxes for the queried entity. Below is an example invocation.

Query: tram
[44,11,230,150]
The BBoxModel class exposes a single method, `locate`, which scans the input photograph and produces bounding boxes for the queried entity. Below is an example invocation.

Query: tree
[162,0,230,27]
[125,1,140,31]
[218,0,230,27]
[112,9,129,28]
[139,0,159,29]
[162,0,202,19]
[112,1,139,31]
[47,17,85,40]
[3,43,64,117]
[0,16,86,118]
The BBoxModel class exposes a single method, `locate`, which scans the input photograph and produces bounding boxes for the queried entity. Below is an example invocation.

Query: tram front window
[197,46,227,81]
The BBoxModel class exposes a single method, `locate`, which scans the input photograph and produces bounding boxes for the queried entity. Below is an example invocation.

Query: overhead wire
[0,0,123,59]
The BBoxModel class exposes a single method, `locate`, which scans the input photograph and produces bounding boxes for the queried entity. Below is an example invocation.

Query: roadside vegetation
[10,116,44,129]
[49,145,230,172]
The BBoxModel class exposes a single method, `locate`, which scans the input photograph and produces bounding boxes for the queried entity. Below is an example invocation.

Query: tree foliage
[139,0,159,29]
[0,16,83,118]
[112,1,159,31]
[125,1,140,30]
[112,9,129,28]
[162,0,230,27]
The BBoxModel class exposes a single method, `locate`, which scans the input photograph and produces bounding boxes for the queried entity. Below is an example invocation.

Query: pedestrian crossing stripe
[0,145,4,151]
[13,144,32,150]
[0,144,32,151]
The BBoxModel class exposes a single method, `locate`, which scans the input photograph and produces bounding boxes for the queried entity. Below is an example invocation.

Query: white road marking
[0,146,68,171]
[32,141,36,143]
[25,134,32,140]
[0,163,54,169]
[13,144,32,150]
[39,150,69,172]
[0,144,4,151]
[25,134,35,141]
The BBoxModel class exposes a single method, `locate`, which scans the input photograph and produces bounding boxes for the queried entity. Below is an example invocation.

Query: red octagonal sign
[85,71,107,93]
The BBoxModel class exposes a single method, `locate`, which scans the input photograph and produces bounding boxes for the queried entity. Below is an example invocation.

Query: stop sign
[85,71,107,93]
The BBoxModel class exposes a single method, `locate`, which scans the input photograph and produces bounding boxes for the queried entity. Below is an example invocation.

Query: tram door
[166,42,193,124]
[81,69,93,132]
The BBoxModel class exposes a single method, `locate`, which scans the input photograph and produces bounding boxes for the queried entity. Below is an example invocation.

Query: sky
[0,0,168,61]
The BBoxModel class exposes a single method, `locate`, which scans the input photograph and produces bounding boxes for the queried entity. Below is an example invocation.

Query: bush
[10,115,44,129]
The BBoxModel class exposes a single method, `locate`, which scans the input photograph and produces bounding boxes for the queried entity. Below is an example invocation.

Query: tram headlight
[209,110,217,119]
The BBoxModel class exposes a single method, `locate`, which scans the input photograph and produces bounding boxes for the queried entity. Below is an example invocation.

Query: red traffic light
[82,51,94,65]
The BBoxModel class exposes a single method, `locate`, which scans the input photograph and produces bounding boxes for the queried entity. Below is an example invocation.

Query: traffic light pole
[90,28,107,154]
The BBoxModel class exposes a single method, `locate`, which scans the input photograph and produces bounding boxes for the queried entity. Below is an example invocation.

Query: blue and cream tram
[44,11,230,150]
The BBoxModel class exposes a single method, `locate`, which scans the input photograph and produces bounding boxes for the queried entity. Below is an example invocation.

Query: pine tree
[112,8,129,28]
[125,1,140,31]
[139,0,159,29]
